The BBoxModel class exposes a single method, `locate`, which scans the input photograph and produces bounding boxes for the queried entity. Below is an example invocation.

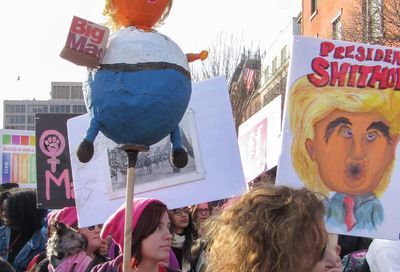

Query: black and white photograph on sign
[106,108,205,199]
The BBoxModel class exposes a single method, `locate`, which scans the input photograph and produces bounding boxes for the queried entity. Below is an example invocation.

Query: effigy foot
[170,147,188,168]
[77,140,94,163]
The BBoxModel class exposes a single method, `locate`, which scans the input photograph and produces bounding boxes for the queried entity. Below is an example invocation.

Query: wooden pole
[120,144,149,272]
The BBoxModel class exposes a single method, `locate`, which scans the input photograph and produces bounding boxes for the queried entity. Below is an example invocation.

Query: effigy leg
[169,126,188,168]
[76,117,101,163]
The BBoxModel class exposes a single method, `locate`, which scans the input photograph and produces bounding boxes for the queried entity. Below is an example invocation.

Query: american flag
[242,68,256,91]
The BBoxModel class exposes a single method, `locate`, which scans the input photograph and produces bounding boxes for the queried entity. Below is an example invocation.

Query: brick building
[301,0,355,39]
[301,0,398,46]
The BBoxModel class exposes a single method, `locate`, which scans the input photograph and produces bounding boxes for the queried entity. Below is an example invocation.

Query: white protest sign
[68,76,247,227]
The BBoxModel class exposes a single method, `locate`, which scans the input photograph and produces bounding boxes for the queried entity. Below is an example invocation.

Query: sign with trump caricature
[277,36,400,239]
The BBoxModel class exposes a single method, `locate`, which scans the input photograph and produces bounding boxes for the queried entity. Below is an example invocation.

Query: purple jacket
[91,254,123,272]
[91,249,180,272]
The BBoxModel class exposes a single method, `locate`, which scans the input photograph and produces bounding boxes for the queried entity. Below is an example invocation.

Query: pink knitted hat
[100,198,164,253]
[47,209,59,225]
[54,206,78,228]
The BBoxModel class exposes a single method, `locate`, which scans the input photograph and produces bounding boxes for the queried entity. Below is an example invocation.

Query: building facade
[301,0,354,39]
[301,0,396,47]
[259,15,301,104]
[3,82,86,130]
[243,14,301,123]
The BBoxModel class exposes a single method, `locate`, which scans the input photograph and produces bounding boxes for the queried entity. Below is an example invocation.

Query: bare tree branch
[342,0,400,47]
[190,32,265,131]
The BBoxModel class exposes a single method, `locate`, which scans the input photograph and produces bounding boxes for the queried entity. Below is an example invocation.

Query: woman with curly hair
[205,184,328,272]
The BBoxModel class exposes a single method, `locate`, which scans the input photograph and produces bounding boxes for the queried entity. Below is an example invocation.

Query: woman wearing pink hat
[33,206,108,272]
[91,198,180,272]
[54,207,107,261]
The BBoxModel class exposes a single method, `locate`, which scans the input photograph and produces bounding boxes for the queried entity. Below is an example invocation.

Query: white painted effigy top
[101,26,190,72]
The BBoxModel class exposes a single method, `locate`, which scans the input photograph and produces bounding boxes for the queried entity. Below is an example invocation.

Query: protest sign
[238,95,281,183]
[36,114,79,208]
[0,129,36,186]
[277,36,400,239]
[68,76,247,227]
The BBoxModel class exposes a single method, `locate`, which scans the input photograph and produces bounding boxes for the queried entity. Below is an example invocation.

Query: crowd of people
[0,180,396,272]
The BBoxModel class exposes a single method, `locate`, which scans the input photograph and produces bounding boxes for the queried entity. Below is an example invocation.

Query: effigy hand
[186,50,208,62]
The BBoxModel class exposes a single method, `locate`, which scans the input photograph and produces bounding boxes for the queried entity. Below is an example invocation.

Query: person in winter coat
[91,198,180,272]
[35,206,108,272]
[168,207,196,270]
[0,188,47,272]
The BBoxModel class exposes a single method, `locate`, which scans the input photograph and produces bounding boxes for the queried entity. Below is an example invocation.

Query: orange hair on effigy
[103,0,173,31]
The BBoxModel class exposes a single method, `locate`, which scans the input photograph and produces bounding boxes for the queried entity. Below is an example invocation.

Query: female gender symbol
[39,130,66,173]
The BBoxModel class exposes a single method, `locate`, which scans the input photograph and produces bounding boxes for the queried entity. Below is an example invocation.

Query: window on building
[79,105,87,113]
[265,66,270,82]
[6,125,25,130]
[17,116,25,123]
[272,57,278,73]
[52,90,59,99]
[50,105,67,113]
[281,45,288,65]
[27,126,35,130]
[255,99,261,112]
[365,0,383,42]
[71,86,83,99]
[27,115,34,124]
[311,0,317,15]
[5,105,11,113]
[7,115,26,124]
[265,94,273,106]
[52,86,70,99]
[72,105,87,113]
[30,105,47,113]
[14,104,25,113]
[332,16,343,40]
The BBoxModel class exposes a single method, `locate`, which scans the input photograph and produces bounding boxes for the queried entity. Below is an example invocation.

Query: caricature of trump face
[306,110,400,196]
[289,76,400,196]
